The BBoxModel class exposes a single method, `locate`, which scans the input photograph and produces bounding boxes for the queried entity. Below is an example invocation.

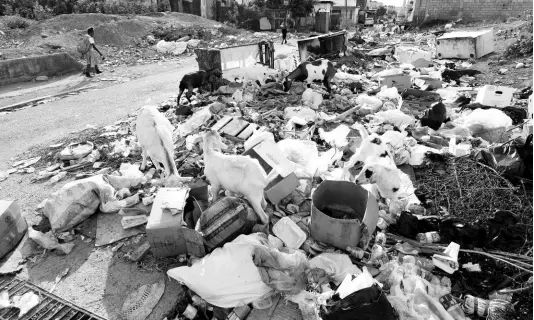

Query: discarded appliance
[436,29,494,59]
[146,188,205,258]
[310,180,379,250]
[0,200,27,259]
[242,140,299,204]
[380,75,412,92]
[475,85,515,108]
[195,41,275,72]
[297,31,347,63]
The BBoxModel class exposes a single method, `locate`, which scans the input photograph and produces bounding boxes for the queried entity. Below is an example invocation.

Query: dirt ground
[0,13,532,320]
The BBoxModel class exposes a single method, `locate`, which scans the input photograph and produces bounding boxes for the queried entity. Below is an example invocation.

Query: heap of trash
[1,26,533,320]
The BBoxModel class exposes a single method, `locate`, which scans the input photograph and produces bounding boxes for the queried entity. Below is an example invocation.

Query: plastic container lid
[272,217,307,249]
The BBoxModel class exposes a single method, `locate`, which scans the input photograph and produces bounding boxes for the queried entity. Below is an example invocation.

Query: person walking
[280,22,288,45]
[79,27,104,78]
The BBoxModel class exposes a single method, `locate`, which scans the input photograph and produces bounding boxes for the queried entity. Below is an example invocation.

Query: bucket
[310,180,378,250]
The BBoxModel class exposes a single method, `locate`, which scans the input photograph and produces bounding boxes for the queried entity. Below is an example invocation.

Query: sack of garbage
[43,175,137,232]
[323,283,397,320]
[156,40,187,55]
[167,234,273,308]
[195,197,257,251]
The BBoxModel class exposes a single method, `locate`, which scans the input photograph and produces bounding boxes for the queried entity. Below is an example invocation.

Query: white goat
[202,129,270,224]
[136,105,183,187]
[342,132,396,180]
[354,161,402,202]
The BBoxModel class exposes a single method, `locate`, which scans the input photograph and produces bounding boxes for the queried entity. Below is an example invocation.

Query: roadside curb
[0,85,95,112]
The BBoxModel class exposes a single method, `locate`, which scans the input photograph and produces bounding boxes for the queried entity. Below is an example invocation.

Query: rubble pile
[1,25,533,320]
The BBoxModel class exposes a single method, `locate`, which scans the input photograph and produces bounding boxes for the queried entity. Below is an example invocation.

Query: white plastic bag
[370,109,415,130]
[167,236,273,308]
[318,125,350,148]
[177,106,212,137]
[336,267,375,299]
[277,139,319,170]
[462,108,513,143]
[302,89,324,110]
[309,253,362,285]
[28,227,74,254]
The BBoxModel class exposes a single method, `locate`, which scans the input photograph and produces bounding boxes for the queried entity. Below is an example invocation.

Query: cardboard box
[380,75,412,92]
[310,181,378,250]
[401,89,442,116]
[0,200,27,259]
[475,85,514,108]
[243,140,299,204]
[146,188,205,258]
[221,118,250,136]
[394,46,432,64]
[436,29,494,59]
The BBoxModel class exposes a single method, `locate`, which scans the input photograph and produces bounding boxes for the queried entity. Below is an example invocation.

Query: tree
[169,0,178,11]
[375,5,386,17]
[287,0,315,18]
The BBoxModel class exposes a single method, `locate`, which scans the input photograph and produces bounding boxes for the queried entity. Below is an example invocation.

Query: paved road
[0,58,198,170]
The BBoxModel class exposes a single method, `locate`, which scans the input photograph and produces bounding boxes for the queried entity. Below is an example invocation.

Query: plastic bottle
[376,217,389,230]
[439,294,467,320]
[50,171,67,184]
[346,246,368,260]
[416,231,441,243]
[226,305,251,320]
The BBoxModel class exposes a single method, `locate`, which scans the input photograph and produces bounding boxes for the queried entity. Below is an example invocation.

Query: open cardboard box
[146,188,205,258]
[310,180,379,250]
[242,140,299,204]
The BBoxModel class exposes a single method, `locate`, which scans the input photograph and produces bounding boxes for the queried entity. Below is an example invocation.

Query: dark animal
[177,68,223,105]
[283,59,337,93]
[420,101,449,130]
[441,68,483,84]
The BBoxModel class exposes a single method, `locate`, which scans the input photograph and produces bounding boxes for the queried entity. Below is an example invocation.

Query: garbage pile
[1,26,533,320]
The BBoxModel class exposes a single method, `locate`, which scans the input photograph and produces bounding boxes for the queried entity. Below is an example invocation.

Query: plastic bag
[28,227,74,254]
[369,109,415,130]
[43,175,136,232]
[252,245,310,295]
[167,235,273,308]
[462,108,513,143]
[177,106,212,137]
[325,284,397,320]
[277,139,319,170]
[309,253,362,285]
[156,40,187,55]
[302,89,324,110]
[319,125,350,148]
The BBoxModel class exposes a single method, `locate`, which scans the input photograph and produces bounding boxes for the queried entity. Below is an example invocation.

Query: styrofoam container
[272,217,307,249]
[475,85,515,108]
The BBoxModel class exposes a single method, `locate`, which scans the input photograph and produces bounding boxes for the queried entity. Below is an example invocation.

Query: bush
[3,15,32,29]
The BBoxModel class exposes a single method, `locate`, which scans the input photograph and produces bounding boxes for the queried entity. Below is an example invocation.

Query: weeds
[2,15,32,29]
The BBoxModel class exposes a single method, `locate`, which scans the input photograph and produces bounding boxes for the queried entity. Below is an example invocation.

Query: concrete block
[0,52,83,86]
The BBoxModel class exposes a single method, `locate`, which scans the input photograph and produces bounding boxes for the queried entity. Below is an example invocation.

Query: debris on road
[1,20,533,320]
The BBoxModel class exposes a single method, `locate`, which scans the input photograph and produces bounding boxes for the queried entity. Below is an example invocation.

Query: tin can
[226,305,251,320]
[183,305,198,320]
[416,231,441,243]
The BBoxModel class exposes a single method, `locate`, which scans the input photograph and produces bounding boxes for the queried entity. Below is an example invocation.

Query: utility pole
[345,0,349,29]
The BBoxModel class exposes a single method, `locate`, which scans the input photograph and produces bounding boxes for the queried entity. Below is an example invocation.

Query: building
[410,0,533,22]
[331,0,360,26]
[367,0,380,9]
